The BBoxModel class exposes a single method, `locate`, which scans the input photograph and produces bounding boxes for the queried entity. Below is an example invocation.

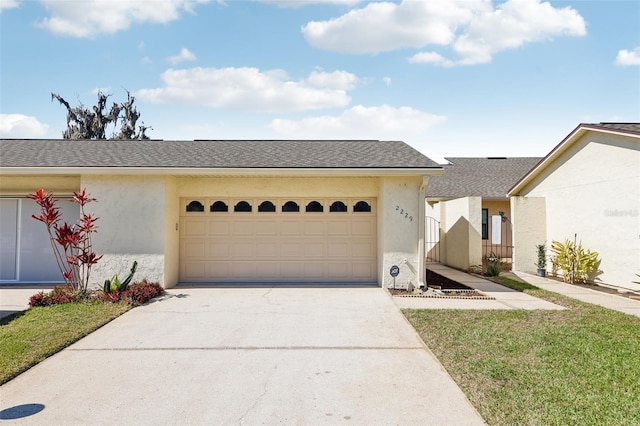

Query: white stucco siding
[518,133,640,290]
[81,176,167,287]
[379,177,423,288]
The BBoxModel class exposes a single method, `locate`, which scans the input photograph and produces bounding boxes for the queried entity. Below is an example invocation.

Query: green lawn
[404,276,640,425]
[0,302,130,385]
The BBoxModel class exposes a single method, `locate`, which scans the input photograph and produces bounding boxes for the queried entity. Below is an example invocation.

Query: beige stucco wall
[511,196,546,275]
[516,132,639,290]
[0,176,80,195]
[164,177,180,287]
[177,176,379,198]
[440,196,482,271]
[81,175,168,287]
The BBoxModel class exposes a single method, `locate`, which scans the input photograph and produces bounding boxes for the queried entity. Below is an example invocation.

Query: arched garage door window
[353,201,372,212]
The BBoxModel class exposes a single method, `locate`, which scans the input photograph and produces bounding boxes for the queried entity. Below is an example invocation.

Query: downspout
[418,176,428,288]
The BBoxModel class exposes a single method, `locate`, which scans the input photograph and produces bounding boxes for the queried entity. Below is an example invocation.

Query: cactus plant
[103,261,138,293]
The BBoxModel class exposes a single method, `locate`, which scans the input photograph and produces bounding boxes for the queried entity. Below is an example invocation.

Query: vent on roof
[487,157,507,160]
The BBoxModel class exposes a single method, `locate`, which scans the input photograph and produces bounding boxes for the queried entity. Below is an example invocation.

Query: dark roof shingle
[426,157,542,199]
[587,122,640,134]
[0,139,440,169]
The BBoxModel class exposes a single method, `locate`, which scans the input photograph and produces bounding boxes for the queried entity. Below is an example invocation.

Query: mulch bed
[387,269,494,299]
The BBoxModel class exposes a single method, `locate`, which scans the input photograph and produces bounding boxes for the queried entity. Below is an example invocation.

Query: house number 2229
[395,205,413,222]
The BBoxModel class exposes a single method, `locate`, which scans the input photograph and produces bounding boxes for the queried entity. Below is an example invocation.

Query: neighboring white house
[0,139,443,289]
[509,123,640,291]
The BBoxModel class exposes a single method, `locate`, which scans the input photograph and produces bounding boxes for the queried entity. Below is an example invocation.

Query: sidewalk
[511,271,640,318]
[0,287,52,319]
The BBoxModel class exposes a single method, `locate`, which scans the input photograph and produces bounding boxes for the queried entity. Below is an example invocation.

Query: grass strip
[404,276,640,426]
[0,302,131,385]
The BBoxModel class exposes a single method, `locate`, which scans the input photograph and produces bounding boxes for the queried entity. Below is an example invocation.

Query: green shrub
[550,239,600,284]
[484,252,503,277]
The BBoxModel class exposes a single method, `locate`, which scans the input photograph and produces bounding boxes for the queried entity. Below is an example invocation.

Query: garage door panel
[352,241,374,258]
[207,220,229,236]
[255,242,277,258]
[352,263,375,279]
[304,242,324,257]
[327,263,349,279]
[280,242,303,258]
[208,263,229,279]
[327,220,349,236]
[183,241,206,258]
[231,242,255,257]
[304,221,324,235]
[280,263,302,278]
[209,242,229,258]
[351,219,374,236]
[304,263,324,279]
[327,241,349,257]
[183,218,206,236]
[229,262,256,278]
[280,221,302,235]
[182,262,206,280]
[258,262,280,280]
[231,221,255,236]
[256,221,278,236]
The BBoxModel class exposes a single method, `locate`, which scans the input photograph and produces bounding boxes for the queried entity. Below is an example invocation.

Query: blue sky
[1,0,638,162]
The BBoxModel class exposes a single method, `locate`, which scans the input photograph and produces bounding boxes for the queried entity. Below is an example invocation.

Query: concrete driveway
[0,287,484,425]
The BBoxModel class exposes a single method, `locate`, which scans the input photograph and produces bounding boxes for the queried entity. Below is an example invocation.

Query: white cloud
[383,77,391,86]
[304,69,358,90]
[36,0,210,37]
[302,1,480,54]
[615,47,640,66]
[260,0,361,8]
[141,56,152,65]
[0,0,19,11]
[136,67,356,112]
[269,104,446,141]
[408,51,454,67]
[303,0,586,65]
[450,0,586,65]
[168,48,197,65]
[0,114,49,138]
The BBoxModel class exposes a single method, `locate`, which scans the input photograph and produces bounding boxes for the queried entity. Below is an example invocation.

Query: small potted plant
[536,243,547,277]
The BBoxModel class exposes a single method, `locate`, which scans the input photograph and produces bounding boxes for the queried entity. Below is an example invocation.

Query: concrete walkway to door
[0,287,484,425]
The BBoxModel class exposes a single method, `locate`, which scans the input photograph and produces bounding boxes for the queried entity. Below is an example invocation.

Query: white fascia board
[1,166,444,177]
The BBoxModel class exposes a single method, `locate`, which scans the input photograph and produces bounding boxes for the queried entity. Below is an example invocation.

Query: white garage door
[179,198,376,283]
[0,198,79,284]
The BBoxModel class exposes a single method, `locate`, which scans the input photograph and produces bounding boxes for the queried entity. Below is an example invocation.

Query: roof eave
[0,166,444,177]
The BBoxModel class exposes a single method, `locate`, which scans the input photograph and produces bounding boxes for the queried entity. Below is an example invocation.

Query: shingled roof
[0,139,440,169]
[426,157,542,199]
[584,122,640,134]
